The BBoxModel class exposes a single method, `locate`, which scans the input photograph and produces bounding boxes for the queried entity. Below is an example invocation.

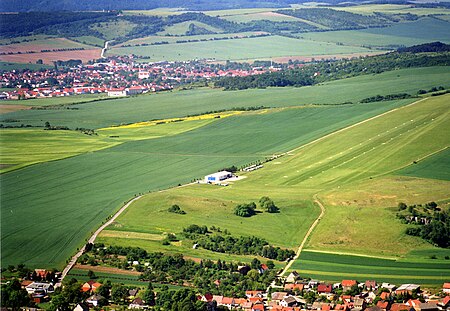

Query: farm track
[58,194,143,286]
[280,194,325,277]
[59,97,439,285]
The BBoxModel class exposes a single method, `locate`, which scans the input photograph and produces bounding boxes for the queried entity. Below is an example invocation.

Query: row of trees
[215,50,450,91]
[194,233,295,261]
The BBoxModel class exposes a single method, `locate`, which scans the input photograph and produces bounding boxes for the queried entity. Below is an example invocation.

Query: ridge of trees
[214,51,450,90]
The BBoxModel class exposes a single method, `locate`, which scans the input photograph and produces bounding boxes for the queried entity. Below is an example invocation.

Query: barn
[204,171,232,184]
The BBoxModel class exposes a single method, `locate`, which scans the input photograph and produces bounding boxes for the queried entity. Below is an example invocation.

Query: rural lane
[267,194,325,292]
[57,194,143,286]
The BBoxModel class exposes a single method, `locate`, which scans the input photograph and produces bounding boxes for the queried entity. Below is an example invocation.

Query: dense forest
[214,49,450,90]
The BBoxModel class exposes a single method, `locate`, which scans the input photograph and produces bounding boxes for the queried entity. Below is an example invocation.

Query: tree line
[215,50,450,91]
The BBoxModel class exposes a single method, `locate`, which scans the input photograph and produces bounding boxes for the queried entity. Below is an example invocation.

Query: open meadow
[299,17,450,49]
[0,93,429,268]
[108,35,374,62]
[100,94,450,285]
[2,66,448,129]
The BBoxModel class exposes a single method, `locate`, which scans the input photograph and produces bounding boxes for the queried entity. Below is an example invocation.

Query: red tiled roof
[377,301,389,309]
[318,284,333,293]
[381,292,391,300]
[222,297,234,305]
[390,304,409,311]
[442,296,450,305]
[444,283,450,289]
[342,280,357,287]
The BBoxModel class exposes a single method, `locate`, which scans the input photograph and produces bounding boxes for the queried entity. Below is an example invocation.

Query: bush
[259,196,279,213]
[234,202,256,217]
[168,204,186,214]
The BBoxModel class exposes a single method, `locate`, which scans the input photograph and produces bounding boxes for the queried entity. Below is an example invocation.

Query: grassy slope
[0,129,118,173]
[0,98,420,269]
[90,20,137,41]
[108,35,374,62]
[102,95,450,285]
[0,62,52,71]
[0,93,108,107]
[1,66,448,129]
[120,32,263,46]
[157,21,223,36]
[331,4,450,16]
[299,17,450,48]
[396,148,450,181]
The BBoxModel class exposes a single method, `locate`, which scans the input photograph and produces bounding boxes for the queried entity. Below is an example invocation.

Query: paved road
[57,195,143,286]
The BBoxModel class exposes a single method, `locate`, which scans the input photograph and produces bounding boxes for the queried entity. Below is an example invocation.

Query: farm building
[204,171,232,184]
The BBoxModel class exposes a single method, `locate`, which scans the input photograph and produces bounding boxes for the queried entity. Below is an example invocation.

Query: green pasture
[90,20,138,41]
[70,36,105,47]
[299,17,450,48]
[0,61,52,71]
[123,8,185,17]
[68,268,146,286]
[221,12,302,22]
[0,93,108,107]
[0,35,54,45]
[3,66,448,130]
[120,32,264,46]
[289,250,450,286]
[202,8,286,17]
[0,37,95,51]
[0,97,423,268]
[108,35,374,62]
[331,4,450,16]
[96,95,450,283]
[157,21,223,36]
[396,148,450,181]
[0,129,118,173]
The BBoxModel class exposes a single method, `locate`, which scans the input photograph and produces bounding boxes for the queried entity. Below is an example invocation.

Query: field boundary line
[280,97,429,158]
[301,249,398,260]
[58,194,143,286]
[280,194,325,277]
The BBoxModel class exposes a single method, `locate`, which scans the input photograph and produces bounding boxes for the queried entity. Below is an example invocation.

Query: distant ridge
[0,0,367,12]
[397,42,450,53]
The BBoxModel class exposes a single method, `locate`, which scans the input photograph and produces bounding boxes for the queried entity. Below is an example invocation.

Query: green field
[108,35,374,62]
[0,129,118,173]
[2,66,448,129]
[0,61,52,71]
[299,17,450,49]
[1,96,426,268]
[90,20,138,41]
[119,32,265,47]
[158,21,224,36]
[221,11,303,22]
[290,250,450,286]
[331,4,450,16]
[97,94,450,284]
[0,93,108,107]
[0,37,96,52]
[396,148,450,181]
[70,36,105,47]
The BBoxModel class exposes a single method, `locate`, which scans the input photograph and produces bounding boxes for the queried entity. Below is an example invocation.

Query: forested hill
[1,0,365,12]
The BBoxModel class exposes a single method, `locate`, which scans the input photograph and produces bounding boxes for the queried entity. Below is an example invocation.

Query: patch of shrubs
[168,204,186,214]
